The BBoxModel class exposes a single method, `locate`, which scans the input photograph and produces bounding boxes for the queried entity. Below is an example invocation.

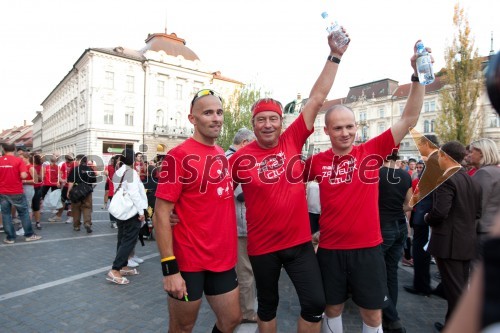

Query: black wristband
[161,259,180,276]
[327,55,341,64]
[411,74,419,82]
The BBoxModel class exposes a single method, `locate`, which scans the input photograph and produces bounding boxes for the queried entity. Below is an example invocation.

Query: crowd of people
[2,30,500,333]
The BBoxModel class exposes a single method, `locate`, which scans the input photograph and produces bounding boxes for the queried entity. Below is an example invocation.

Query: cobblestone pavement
[0,184,446,332]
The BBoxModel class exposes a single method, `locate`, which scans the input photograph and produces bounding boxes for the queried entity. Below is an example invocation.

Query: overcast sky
[0,0,497,130]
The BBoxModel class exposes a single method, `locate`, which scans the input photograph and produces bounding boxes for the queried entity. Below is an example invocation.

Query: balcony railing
[153,125,193,138]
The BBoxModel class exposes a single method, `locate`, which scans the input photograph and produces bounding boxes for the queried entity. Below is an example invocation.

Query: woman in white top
[106,149,148,285]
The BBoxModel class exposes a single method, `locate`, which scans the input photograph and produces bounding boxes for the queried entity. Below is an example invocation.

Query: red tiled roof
[320,98,345,112]
[393,76,445,99]
[346,79,399,103]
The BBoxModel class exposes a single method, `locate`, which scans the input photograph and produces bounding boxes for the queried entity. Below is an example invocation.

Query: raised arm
[302,28,350,130]
[391,41,428,145]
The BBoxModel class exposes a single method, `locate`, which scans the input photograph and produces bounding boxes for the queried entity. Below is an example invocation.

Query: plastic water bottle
[320,10,349,48]
[416,42,435,85]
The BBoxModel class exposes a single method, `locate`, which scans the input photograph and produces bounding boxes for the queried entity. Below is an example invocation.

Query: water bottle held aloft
[416,41,435,85]
[320,2,349,48]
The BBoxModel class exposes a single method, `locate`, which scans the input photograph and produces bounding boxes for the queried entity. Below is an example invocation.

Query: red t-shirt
[231,114,313,256]
[134,162,146,181]
[0,155,27,195]
[305,129,396,250]
[43,164,59,186]
[60,161,77,187]
[106,165,115,196]
[155,138,237,272]
[24,163,34,185]
[34,164,43,188]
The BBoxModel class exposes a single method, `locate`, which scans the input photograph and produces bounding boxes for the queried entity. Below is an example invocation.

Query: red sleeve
[281,113,314,152]
[363,129,397,159]
[18,159,27,174]
[155,151,184,203]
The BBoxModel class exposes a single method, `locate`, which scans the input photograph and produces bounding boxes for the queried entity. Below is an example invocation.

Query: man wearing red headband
[230,30,349,333]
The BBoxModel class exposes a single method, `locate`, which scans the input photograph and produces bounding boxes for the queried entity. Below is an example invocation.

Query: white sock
[362,322,383,333]
[322,314,343,333]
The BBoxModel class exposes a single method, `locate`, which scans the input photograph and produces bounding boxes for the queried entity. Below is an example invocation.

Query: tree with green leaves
[217,84,268,150]
[436,2,483,144]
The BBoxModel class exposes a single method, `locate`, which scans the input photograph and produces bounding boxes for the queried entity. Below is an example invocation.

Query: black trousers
[436,257,470,322]
[111,215,141,271]
[412,224,431,293]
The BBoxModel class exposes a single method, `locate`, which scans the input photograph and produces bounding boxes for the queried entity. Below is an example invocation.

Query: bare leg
[258,318,277,333]
[103,190,109,208]
[168,296,202,333]
[298,317,321,333]
[359,307,382,327]
[206,287,242,332]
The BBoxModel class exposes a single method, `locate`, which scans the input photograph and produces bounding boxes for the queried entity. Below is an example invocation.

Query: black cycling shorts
[168,268,238,302]
[250,242,325,322]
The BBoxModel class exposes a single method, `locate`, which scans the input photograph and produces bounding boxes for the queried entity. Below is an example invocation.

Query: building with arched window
[33,31,243,163]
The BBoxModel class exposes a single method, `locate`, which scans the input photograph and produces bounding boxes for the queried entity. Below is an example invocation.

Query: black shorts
[105,182,109,191]
[168,268,238,302]
[317,245,389,310]
[250,242,325,322]
[41,185,58,199]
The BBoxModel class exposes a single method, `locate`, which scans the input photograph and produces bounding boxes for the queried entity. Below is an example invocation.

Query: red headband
[252,99,283,117]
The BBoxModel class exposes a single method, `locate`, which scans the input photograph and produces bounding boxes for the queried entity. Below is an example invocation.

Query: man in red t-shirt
[230,33,349,333]
[304,41,427,333]
[154,89,240,333]
[0,143,42,244]
[134,153,146,182]
[55,153,78,224]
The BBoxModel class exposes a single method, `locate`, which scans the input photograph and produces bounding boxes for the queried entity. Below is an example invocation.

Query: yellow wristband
[161,256,176,263]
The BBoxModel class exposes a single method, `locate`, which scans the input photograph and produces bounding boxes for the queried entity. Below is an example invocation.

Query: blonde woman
[469,138,500,246]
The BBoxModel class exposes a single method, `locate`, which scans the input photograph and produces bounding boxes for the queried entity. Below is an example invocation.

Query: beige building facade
[34,32,242,164]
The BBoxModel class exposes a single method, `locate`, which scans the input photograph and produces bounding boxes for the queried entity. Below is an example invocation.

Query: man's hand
[170,212,180,227]
[410,40,434,75]
[138,214,145,222]
[163,273,187,300]
[327,26,350,57]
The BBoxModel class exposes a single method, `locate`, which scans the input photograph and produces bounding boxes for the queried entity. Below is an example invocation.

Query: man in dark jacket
[67,154,97,233]
[425,141,481,331]
[405,134,440,297]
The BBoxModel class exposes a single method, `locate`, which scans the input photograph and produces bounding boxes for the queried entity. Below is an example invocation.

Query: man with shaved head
[305,41,429,333]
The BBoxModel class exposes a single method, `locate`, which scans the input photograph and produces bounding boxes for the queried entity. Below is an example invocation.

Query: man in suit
[425,141,481,332]
[405,134,440,296]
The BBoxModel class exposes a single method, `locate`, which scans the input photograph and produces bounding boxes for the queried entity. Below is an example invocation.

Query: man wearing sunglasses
[154,89,240,333]
[230,30,349,333]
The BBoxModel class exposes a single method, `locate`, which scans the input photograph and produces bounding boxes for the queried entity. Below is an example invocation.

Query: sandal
[120,268,139,276]
[106,271,129,285]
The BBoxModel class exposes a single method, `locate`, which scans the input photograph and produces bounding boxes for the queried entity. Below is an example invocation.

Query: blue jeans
[0,193,34,240]
[380,219,407,325]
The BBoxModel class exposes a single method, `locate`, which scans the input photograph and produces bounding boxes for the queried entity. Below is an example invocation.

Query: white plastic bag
[44,189,63,210]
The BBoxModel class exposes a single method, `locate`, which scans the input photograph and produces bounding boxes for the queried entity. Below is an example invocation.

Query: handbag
[68,183,93,203]
[108,170,137,220]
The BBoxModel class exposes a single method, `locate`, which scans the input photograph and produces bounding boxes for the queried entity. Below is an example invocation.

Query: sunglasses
[190,89,223,111]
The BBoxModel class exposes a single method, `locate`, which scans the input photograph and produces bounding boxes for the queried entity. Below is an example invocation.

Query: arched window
[156,110,164,126]
[431,120,435,132]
